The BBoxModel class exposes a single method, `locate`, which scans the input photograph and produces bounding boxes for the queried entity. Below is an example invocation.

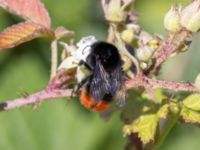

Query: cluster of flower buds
[164,0,200,33]
[121,23,140,44]
[135,31,161,70]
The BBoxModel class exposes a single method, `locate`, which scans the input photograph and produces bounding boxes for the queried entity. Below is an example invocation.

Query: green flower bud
[195,73,200,91]
[181,0,200,32]
[140,62,148,70]
[169,101,179,114]
[103,0,133,22]
[140,61,152,70]
[164,6,181,32]
[106,0,126,22]
[139,31,154,46]
[126,24,140,33]
[121,29,135,43]
[136,46,154,62]
[121,24,140,43]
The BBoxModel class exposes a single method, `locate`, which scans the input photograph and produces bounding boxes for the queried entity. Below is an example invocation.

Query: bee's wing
[89,62,110,102]
[110,67,122,95]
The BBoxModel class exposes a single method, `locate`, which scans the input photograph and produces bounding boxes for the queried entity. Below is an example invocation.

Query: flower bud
[58,56,78,70]
[121,24,140,43]
[140,62,148,70]
[139,31,153,46]
[140,61,152,70]
[106,0,126,22]
[169,101,179,114]
[181,0,200,32]
[121,29,135,43]
[164,6,181,32]
[195,73,200,91]
[103,0,133,22]
[136,46,154,62]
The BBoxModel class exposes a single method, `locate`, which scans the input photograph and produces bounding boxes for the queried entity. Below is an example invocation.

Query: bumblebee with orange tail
[75,38,123,111]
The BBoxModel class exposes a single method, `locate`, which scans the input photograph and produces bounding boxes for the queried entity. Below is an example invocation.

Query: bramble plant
[0,0,200,149]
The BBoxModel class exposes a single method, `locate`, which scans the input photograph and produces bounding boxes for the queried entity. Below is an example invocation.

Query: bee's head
[89,41,122,71]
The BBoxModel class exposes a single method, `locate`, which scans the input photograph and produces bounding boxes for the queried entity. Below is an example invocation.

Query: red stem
[126,75,198,92]
[0,88,72,111]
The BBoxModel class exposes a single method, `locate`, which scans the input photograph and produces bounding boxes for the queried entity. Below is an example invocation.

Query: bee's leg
[71,77,89,98]
[78,60,93,71]
[71,60,93,97]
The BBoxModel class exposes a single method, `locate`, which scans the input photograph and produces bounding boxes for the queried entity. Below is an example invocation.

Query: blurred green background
[0,0,200,150]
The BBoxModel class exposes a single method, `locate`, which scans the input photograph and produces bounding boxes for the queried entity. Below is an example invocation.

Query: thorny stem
[0,73,197,111]
[0,70,75,111]
[50,40,58,79]
[126,74,198,92]
[0,88,72,111]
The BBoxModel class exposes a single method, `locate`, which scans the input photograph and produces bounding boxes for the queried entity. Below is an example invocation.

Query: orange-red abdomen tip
[80,88,110,111]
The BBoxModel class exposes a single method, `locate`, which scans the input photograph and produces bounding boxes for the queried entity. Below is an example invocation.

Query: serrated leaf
[183,94,200,111]
[181,106,200,124]
[157,104,169,119]
[0,0,51,28]
[0,22,53,49]
[131,114,158,144]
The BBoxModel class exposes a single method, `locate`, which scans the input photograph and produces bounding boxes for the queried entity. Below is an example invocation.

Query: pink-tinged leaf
[0,0,51,28]
[0,22,53,49]
[54,26,74,40]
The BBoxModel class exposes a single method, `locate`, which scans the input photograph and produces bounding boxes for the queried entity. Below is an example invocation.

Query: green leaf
[131,114,158,144]
[123,103,170,144]
[181,106,200,124]
[157,104,169,119]
[142,89,166,103]
[183,94,200,111]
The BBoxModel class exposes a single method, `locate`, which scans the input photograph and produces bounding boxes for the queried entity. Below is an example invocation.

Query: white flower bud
[58,56,78,70]
[164,6,181,32]
[195,74,200,91]
[181,0,200,32]
[106,0,125,22]
[121,24,140,43]
[121,29,135,43]
[140,62,148,70]
[136,46,154,62]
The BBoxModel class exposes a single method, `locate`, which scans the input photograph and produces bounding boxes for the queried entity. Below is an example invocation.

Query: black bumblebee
[78,41,123,111]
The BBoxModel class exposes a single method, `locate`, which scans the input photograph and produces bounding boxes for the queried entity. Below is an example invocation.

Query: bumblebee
[77,41,123,111]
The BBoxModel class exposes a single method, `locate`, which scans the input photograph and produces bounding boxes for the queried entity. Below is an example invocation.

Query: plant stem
[126,74,198,93]
[50,40,58,79]
[0,72,197,111]
[0,88,72,111]
[151,30,189,74]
